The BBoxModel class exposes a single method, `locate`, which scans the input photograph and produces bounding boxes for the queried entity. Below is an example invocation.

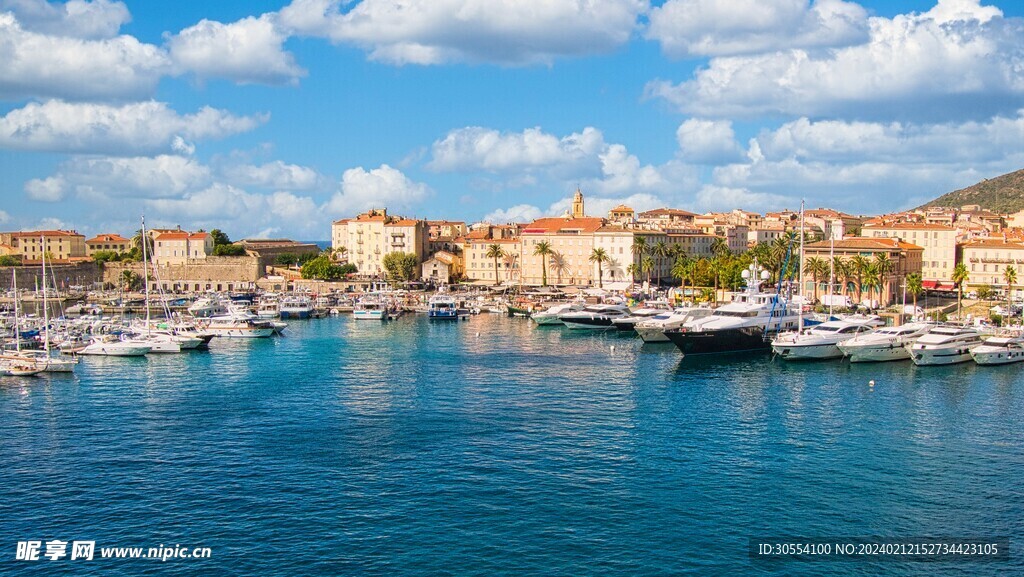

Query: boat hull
[666,326,774,356]
[971,347,1024,365]
[531,314,564,326]
[909,345,977,366]
[636,326,671,343]
[561,318,615,330]
[79,345,151,356]
[839,343,912,363]
[353,310,388,320]
[772,342,844,360]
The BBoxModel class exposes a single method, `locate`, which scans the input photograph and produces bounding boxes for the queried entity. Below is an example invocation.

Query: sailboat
[0,269,47,376]
[18,237,79,372]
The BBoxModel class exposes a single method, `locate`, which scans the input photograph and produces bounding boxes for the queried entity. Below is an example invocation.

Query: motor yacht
[771,317,883,360]
[837,322,935,363]
[907,325,984,366]
[558,304,631,330]
[635,307,715,343]
[530,301,586,326]
[611,301,674,332]
[970,332,1024,365]
[353,296,390,320]
[78,334,152,356]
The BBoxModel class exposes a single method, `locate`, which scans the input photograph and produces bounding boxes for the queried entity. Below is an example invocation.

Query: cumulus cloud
[0,100,267,154]
[325,164,431,216]
[219,160,322,190]
[1,0,131,39]
[167,13,306,85]
[675,118,745,164]
[0,210,9,224]
[695,185,796,213]
[482,204,543,223]
[24,175,67,202]
[647,0,869,58]
[428,126,605,172]
[279,0,645,65]
[0,11,169,101]
[53,155,213,200]
[646,0,1024,121]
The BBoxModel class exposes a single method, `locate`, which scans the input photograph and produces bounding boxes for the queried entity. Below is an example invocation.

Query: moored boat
[907,325,984,366]
[837,322,934,363]
[970,332,1024,365]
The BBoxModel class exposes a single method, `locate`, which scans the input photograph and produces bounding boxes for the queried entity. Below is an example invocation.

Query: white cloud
[0,11,169,101]
[428,126,605,173]
[167,13,306,85]
[647,0,868,58]
[24,175,67,202]
[279,0,645,65]
[54,155,213,199]
[550,192,667,217]
[482,204,543,223]
[325,164,431,216]
[646,0,1024,121]
[0,100,267,154]
[675,118,745,164]
[1,0,131,39]
[695,185,796,213]
[0,210,9,224]
[219,160,322,190]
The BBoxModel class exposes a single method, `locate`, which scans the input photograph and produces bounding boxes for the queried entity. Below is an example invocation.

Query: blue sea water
[1,314,1022,575]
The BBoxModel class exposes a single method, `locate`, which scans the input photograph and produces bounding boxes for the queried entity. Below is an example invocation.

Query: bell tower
[571,188,585,218]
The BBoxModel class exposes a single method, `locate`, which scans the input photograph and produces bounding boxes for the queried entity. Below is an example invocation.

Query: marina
[2,312,1023,575]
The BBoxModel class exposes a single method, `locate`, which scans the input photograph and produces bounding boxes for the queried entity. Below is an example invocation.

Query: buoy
[610,345,616,352]
[869,380,875,387]
[475,332,480,337]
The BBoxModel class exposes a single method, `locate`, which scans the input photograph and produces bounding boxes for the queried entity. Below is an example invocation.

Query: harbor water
[1,314,1022,575]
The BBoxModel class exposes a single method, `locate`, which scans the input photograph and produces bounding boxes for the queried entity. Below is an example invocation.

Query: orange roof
[522,217,606,234]
[639,208,697,218]
[863,222,955,231]
[962,239,1024,249]
[9,230,83,238]
[609,204,634,212]
[87,234,129,243]
[332,218,350,225]
[806,237,923,251]
[385,219,421,227]
[466,230,490,240]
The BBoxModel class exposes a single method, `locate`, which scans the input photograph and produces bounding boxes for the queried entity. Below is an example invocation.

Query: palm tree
[952,262,969,319]
[641,255,654,283]
[906,272,923,316]
[671,256,689,295]
[486,244,505,286]
[710,254,731,304]
[534,241,553,286]
[130,228,154,259]
[652,241,670,286]
[589,248,610,288]
[849,255,869,304]
[832,256,850,299]
[632,236,648,261]
[550,252,568,285]
[873,252,895,305]
[862,263,881,307]
[710,236,730,258]
[803,257,827,303]
[626,263,639,287]
[1003,264,1017,319]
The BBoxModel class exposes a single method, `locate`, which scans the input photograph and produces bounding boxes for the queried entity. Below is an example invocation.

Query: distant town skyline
[3,0,1024,241]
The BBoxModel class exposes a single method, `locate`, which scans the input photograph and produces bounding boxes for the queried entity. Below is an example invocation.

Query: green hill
[919,168,1024,214]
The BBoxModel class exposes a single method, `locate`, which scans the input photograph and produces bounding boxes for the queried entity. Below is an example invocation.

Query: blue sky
[2,0,1023,241]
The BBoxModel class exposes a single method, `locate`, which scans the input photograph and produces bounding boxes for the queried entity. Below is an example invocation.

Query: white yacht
[203,316,275,338]
[187,297,228,318]
[256,297,280,319]
[772,317,883,361]
[0,354,46,376]
[353,296,390,320]
[611,301,674,332]
[78,334,152,356]
[279,295,313,319]
[907,325,985,366]
[837,322,934,362]
[970,332,1024,365]
[531,301,586,326]
[665,264,801,356]
[559,304,631,330]
[635,307,715,343]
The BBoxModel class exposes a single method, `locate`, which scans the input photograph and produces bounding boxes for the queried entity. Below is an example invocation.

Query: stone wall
[104,256,264,291]
[0,262,104,290]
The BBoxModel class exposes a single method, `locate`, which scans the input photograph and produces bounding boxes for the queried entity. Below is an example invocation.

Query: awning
[935,282,956,291]
[921,280,938,289]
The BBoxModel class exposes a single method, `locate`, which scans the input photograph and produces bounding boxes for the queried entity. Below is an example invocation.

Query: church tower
[571,188,585,218]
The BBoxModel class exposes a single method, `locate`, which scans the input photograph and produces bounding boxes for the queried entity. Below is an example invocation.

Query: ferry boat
[837,322,934,363]
[664,264,800,357]
[427,295,459,319]
[279,295,313,319]
[907,325,984,366]
[771,316,883,361]
[635,307,714,343]
[970,332,1024,365]
[353,296,390,320]
[559,304,631,330]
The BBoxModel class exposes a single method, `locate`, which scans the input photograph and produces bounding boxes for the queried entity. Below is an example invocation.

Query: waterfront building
[421,251,460,284]
[802,237,923,306]
[0,230,87,262]
[152,229,213,265]
[520,216,606,286]
[331,208,429,276]
[86,233,131,256]
[862,222,958,287]
[747,223,787,247]
[464,235,520,284]
[960,238,1024,297]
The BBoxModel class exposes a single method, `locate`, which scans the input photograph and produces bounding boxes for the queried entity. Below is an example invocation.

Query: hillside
[919,168,1024,213]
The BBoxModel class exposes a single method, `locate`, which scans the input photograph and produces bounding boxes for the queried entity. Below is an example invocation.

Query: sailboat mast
[798,201,805,331]
[828,234,835,318]
[142,216,151,335]
[12,268,20,352]
[41,235,50,353]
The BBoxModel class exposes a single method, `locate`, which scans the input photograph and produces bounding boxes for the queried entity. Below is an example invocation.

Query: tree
[862,263,881,307]
[710,236,730,258]
[301,255,345,280]
[120,270,140,291]
[652,241,670,286]
[589,247,610,288]
[210,229,231,247]
[130,229,154,258]
[339,263,357,275]
[213,244,247,256]
[952,262,970,319]
[803,257,827,303]
[906,272,923,315]
[850,255,869,304]
[486,244,505,286]
[0,255,21,266]
[91,250,121,265]
[976,284,993,300]
[1004,264,1017,317]
[550,252,568,285]
[382,252,419,282]
[641,255,655,283]
[832,256,850,298]
[671,255,690,295]
[873,252,895,304]
[626,263,639,286]
[534,241,553,286]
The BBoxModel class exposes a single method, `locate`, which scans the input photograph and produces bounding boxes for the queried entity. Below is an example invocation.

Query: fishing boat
[279,295,313,319]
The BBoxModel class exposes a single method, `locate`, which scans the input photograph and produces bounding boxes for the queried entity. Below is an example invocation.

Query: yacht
[611,301,674,332]
[15,349,79,372]
[837,322,934,363]
[907,325,984,366]
[256,297,280,319]
[635,307,715,343]
[427,295,459,319]
[970,332,1024,365]
[0,354,46,376]
[187,296,228,318]
[203,316,275,338]
[771,317,883,361]
[353,296,390,320]
[531,301,586,326]
[78,334,152,356]
[279,295,313,319]
[665,264,800,357]
[558,304,631,330]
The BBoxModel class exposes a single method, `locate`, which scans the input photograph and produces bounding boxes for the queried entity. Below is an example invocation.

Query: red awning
[921,280,938,289]
[935,282,956,291]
